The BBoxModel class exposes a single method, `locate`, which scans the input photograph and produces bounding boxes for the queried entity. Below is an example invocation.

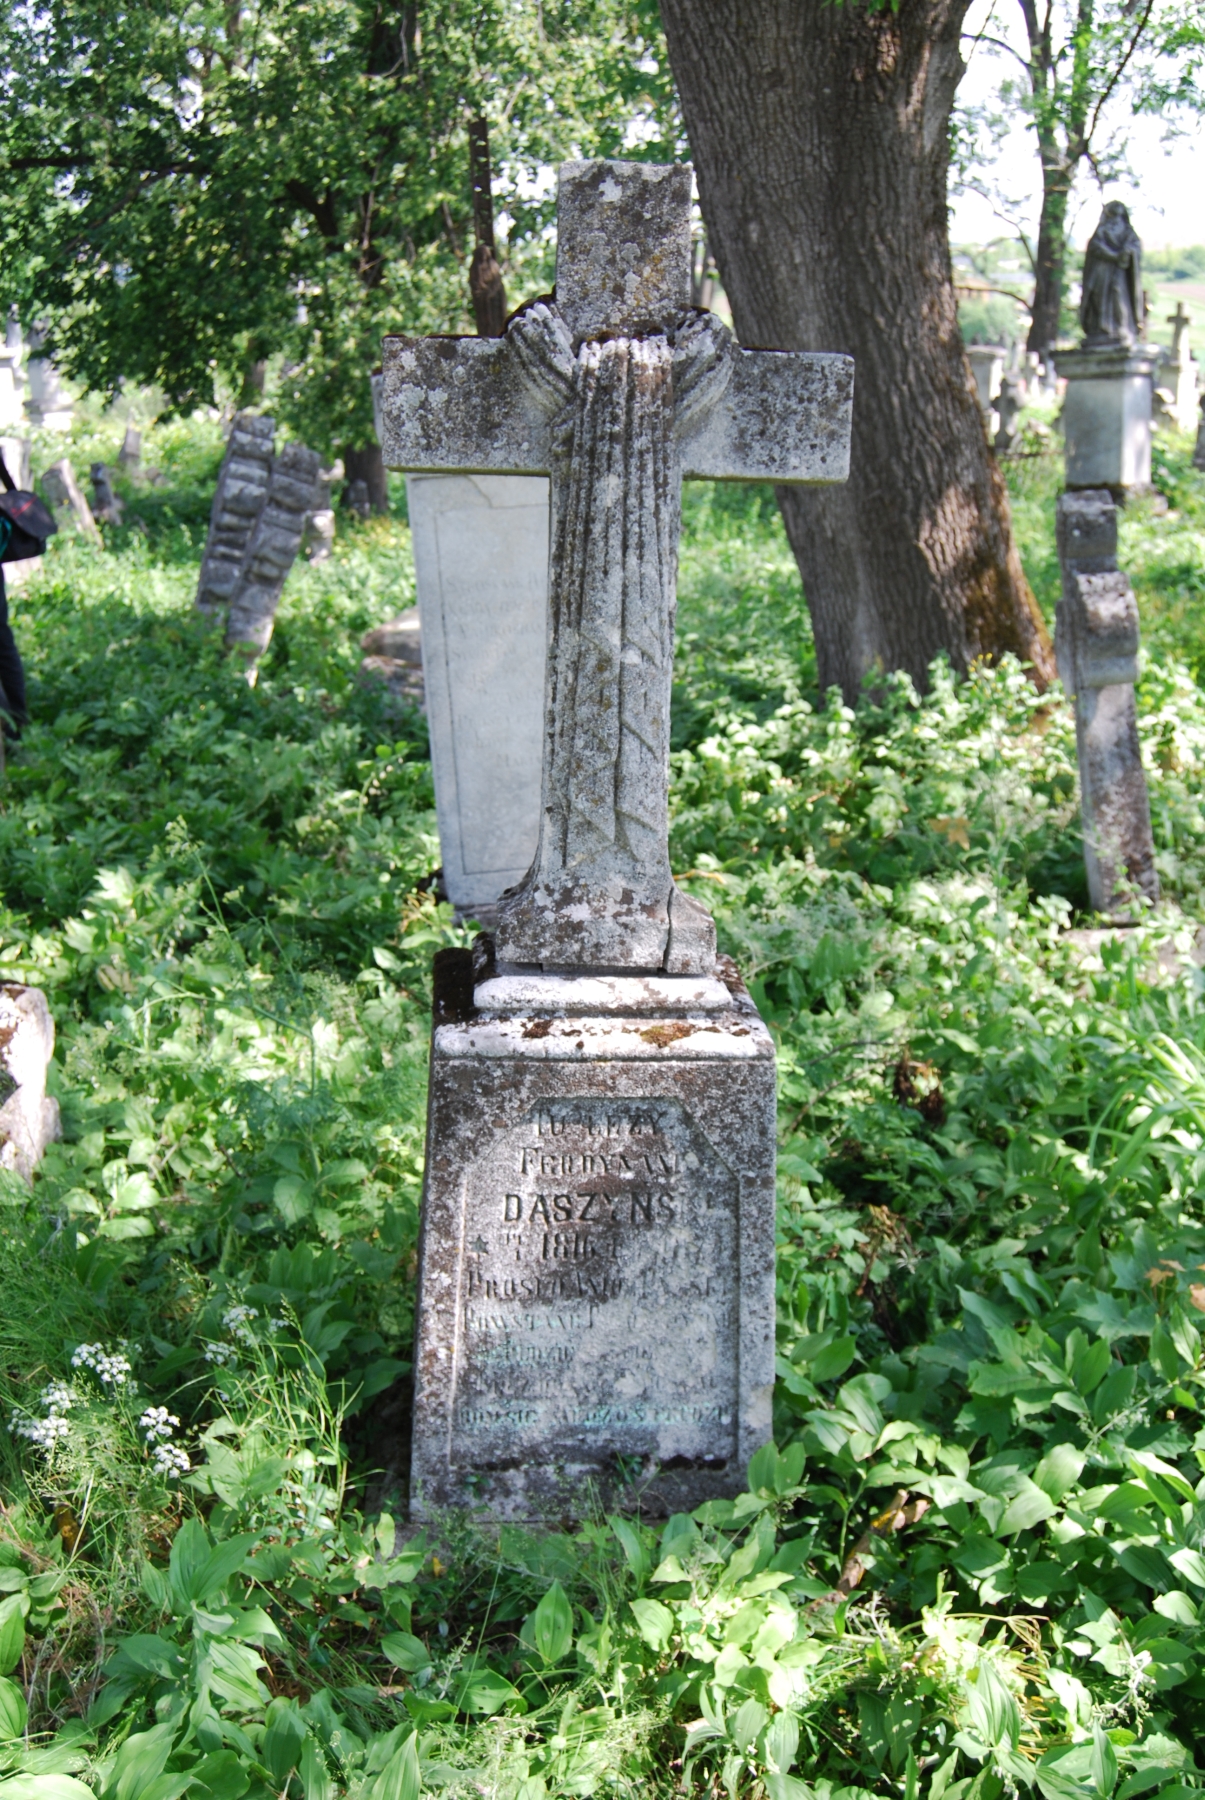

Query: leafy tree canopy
[0,0,677,451]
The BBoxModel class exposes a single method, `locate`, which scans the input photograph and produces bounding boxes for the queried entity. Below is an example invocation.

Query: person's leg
[0,571,29,728]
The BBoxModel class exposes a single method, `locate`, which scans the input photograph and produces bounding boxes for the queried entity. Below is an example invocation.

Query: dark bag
[0,454,57,563]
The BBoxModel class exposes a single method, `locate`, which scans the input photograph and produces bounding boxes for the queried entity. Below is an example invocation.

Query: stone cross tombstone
[1055,489,1159,915]
[382,159,853,1519]
[1156,302,1198,434]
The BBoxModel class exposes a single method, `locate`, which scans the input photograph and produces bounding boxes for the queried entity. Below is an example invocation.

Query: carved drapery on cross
[380,159,854,975]
[496,301,733,971]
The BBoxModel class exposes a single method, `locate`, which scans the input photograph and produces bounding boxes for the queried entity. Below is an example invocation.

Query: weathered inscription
[449,1099,739,1470]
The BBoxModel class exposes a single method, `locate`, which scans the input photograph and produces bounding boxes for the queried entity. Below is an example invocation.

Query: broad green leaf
[1033,1443,1085,1503]
[299,1737,333,1800]
[746,1442,779,1494]
[455,1669,521,1716]
[380,1632,431,1674]
[0,1599,24,1679]
[608,1515,649,1585]
[188,1752,249,1800]
[0,1677,26,1741]
[763,1710,799,1774]
[999,1477,1057,1535]
[730,1697,767,1753]
[629,1598,674,1654]
[1149,1318,1183,1381]
[809,1336,857,1383]
[0,1780,97,1800]
[111,1723,176,1800]
[262,1702,306,1785]
[371,1733,421,1800]
[1090,1726,1117,1797]
[1168,1547,1205,1590]
[531,1581,572,1665]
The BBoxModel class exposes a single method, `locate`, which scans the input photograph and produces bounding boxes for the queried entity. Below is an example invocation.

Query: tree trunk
[659,0,1054,704]
[343,443,389,515]
[1027,160,1071,358]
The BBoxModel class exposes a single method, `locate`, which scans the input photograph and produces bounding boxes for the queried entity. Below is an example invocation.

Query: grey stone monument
[0,986,60,1181]
[1195,393,1205,473]
[407,473,549,921]
[967,344,1006,439]
[1057,204,1156,494]
[994,372,1025,455]
[118,423,142,471]
[382,159,853,1518]
[195,413,275,615]
[90,464,123,526]
[40,460,100,545]
[1055,488,1158,916]
[225,441,322,675]
[304,458,343,564]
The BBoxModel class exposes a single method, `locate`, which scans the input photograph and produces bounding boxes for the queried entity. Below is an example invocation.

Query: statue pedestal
[1055,346,1157,494]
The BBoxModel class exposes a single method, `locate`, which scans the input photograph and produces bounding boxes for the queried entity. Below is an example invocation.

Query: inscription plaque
[453,1099,738,1467]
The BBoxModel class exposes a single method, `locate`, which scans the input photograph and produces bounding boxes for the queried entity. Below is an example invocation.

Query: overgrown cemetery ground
[4,412,1205,1797]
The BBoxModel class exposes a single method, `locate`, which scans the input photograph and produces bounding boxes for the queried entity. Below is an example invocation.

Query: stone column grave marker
[1055,487,1159,915]
[383,159,853,1519]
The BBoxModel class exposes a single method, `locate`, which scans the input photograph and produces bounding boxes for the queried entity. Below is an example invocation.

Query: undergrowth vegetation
[1,417,1205,1799]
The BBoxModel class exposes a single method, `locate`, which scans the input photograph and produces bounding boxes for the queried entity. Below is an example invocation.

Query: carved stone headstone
[118,424,142,470]
[994,372,1025,454]
[23,328,73,432]
[90,464,123,526]
[40,461,100,545]
[967,344,1006,439]
[360,607,424,708]
[407,473,549,920]
[225,441,322,675]
[304,459,343,564]
[1195,393,1205,473]
[1055,488,1158,915]
[195,413,275,614]
[383,158,854,1518]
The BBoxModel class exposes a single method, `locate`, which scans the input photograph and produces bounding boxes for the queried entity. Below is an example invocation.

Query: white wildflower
[221,1305,259,1347]
[203,1343,235,1366]
[40,1383,75,1415]
[71,1343,133,1386]
[139,1406,179,1444]
[151,1442,190,1480]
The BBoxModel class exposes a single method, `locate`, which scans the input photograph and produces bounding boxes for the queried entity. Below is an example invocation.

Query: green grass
[1,418,1205,1797]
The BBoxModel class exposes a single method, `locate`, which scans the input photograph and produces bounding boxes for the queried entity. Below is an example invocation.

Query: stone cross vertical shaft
[382,160,853,974]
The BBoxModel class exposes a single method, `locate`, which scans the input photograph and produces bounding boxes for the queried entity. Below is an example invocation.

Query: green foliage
[0,1,678,446]
[1,418,1205,1793]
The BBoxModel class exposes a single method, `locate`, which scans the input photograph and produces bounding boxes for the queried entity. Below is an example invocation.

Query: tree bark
[343,443,389,514]
[659,0,1054,704]
[1027,163,1071,358]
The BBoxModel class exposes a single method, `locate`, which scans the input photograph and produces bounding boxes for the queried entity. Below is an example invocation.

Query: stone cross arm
[381,331,853,485]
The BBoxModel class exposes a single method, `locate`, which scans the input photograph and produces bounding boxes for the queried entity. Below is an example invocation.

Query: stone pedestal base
[0,986,60,1180]
[1056,346,1157,493]
[409,946,776,1520]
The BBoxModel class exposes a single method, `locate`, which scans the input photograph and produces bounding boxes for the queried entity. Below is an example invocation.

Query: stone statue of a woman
[1080,202,1144,348]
